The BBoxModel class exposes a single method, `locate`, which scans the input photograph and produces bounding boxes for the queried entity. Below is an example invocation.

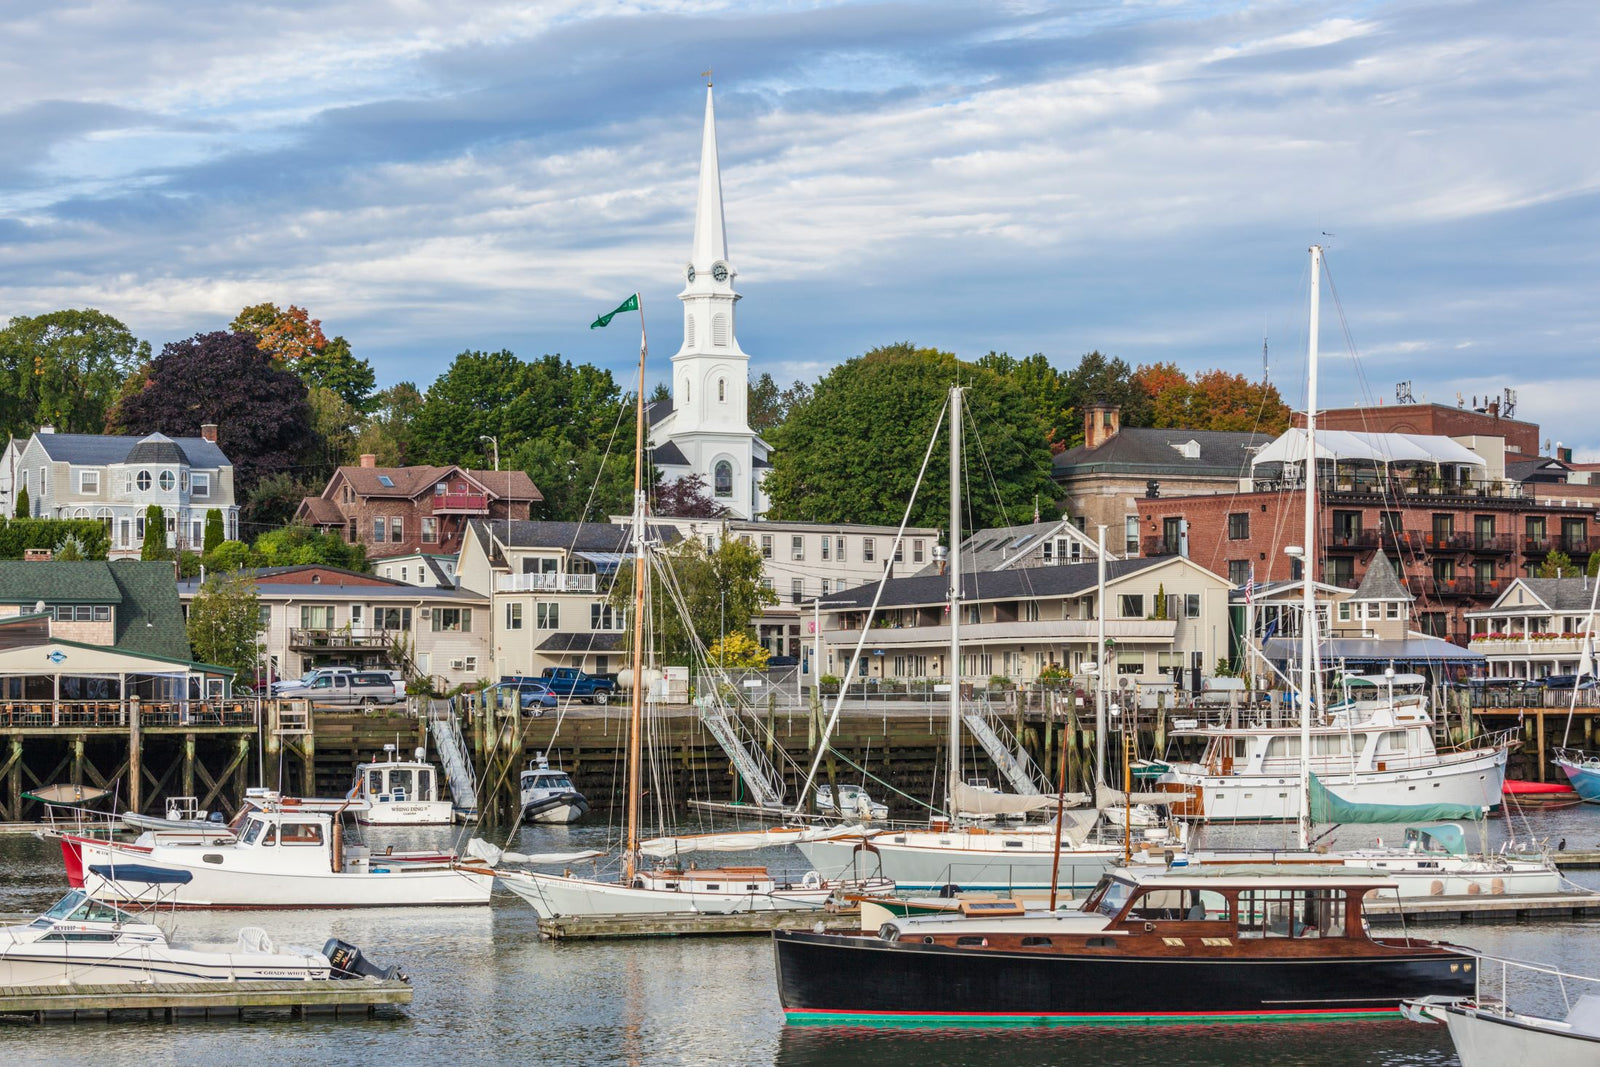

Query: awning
[1251,428,1487,468]
[574,551,627,573]
[1262,636,1485,664]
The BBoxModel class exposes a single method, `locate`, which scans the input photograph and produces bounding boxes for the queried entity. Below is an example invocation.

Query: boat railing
[1473,952,1600,1019]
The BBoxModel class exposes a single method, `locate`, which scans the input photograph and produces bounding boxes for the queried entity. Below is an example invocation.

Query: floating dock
[1365,890,1600,924]
[0,978,412,1023]
[537,909,860,940]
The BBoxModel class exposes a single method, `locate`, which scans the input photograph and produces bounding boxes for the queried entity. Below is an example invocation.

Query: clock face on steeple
[685,264,696,283]
[711,262,729,282]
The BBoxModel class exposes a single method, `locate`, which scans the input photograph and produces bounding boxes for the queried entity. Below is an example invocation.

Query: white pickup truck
[276,671,402,707]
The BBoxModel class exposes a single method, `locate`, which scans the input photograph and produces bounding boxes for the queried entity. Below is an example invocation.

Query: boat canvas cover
[1309,773,1486,825]
[88,863,194,885]
[952,781,1064,817]
[1406,824,1468,855]
[638,825,870,858]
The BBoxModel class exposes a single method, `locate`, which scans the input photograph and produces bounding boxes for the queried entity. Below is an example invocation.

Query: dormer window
[136,470,151,491]
[192,473,210,499]
[1171,440,1201,460]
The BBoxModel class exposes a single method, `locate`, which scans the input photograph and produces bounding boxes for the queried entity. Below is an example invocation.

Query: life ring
[802,870,822,889]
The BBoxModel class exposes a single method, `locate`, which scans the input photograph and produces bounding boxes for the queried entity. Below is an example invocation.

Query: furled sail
[952,781,1067,816]
[466,838,605,866]
[639,825,871,858]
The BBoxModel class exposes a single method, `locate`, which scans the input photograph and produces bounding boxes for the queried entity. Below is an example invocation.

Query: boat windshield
[240,816,269,846]
[41,890,134,925]
[1083,877,1136,918]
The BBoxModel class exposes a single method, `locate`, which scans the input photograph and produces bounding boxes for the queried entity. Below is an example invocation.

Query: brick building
[1298,400,1541,457]
[1139,430,1596,644]
[296,456,540,561]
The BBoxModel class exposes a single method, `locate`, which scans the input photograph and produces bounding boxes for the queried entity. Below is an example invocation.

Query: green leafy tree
[203,540,255,572]
[13,485,28,519]
[1061,351,1152,446]
[0,309,149,438]
[612,537,774,664]
[203,509,225,554]
[306,385,361,478]
[253,524,367,570]
[1538,550,1577,579]
[186,571,264,675]
[0,518,109,559]
[765,343,1056,528]
[297,336,376,411]
[978,352,1075,453]
[352,382,425,466]
[707,630,771,670]
[141,504,168,560]
[241,472,315,535]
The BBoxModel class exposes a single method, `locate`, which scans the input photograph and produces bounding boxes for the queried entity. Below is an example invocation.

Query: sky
[2,1,1598,453]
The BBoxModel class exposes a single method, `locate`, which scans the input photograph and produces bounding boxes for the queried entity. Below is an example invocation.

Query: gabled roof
[0,560,191,659]
[31,431,231,469]
[1054,428,1269,479]
[821,556,1181,611]
[650,441,689,467]
[1479,577,1600,614]
[326,465,540,502]
[537,632,626,653]
[917,518,1101,576]
[1350,552,1413,602]
[647,397,674,427]
[1506,455,1572,483]
[297,497,344,525]
[479,520,682,554]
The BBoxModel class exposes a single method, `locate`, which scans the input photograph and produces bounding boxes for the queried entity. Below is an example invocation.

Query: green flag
[590,294,639,329]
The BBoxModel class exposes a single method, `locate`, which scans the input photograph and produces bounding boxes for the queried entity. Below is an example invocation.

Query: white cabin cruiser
[351,746,454,825]
[815,784,888,821]
[121,796,230,834]
[55,800,493,908]
[519,757,589,824]
[1157,675,1509,822]
[0,870,401,985]
[1405,955,1600,1066]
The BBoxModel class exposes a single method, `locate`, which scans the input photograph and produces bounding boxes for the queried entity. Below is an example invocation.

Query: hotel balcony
[288,628,402,652]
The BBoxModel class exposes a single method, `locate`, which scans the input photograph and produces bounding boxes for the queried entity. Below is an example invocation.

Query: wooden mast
[624,305,649,884]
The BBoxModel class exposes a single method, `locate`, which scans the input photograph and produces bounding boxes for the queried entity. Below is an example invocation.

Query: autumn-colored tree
[1133,363,1290,434]
[231,303,327,365]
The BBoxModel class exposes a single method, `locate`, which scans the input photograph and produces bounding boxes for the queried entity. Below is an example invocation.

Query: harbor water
[2,803,1599,1067]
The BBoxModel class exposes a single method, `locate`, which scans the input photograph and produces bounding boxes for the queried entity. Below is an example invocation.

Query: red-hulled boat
[774,866,1479,1026]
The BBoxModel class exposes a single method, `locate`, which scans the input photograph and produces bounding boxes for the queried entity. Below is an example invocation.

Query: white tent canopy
[1251,428,1487,469]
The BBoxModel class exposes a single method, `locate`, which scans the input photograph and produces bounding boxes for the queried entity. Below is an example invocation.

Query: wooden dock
[0,978,412,1023]
[537,909,860,940]
[1364,890,1600,924]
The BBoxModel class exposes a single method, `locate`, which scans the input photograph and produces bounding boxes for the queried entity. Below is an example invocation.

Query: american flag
[1244,565,1255,605]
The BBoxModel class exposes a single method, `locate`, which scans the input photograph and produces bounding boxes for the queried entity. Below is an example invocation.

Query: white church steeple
[648,82,769,520]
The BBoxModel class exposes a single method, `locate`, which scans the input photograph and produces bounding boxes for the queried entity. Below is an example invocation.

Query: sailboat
[794,386,1185,893]
[1552,578,1600,799]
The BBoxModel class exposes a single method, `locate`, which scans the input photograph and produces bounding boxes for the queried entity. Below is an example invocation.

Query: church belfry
[648,84,770,519]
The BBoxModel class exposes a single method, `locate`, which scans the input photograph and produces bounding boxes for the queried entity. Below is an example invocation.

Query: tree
[141,504,168,560]
[13,485,28,519]
[1061,350,1151,444]
[53,534,86,561]
[241,472,314,536]
[231,305,377,411]
[306,385,361,478]
[352,382,425,466]
[203,509,225,554]
[979,352,1075,453]
[765,343,1056,528]
[513,436,635,523]
[612,537,774,664]
[1134,363,1291,434]
[749,373,783,432]
[108,331,317,496]
[253,524,367,570]
[707,630,771,670]
[652,473,728,518]
[0,518,109,559]
[297,336,376,411]
[1539,550,1577,579]
[0,309,149,439]
[186,571,264,676]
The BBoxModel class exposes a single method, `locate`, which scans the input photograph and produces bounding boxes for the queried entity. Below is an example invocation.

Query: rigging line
[797,393,952,808]
[963,400,1041,606]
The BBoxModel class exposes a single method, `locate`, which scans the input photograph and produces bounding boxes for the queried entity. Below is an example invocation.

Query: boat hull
[775,931,1477,1025]
[1557,758,1600,803]
[1161,747,1507,822]
[497,869,846,920]
[1412,1000,1600,1067]
[522,792,590,825]
[796,836,1123,892]
[355,800,455,826]
[61,835,493,908]
[0,945,330,985]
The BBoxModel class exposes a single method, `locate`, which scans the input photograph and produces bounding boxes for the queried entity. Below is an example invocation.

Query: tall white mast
[1298,244,1323,850]
[948,384,963,820]
[1095,524,1107,787]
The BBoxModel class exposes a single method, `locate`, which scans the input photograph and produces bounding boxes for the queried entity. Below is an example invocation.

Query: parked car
[488,678,560,716]
[1536,673,1598,690]
[539,668,616,705]
[271,667,356,696]
[276,671,401,707]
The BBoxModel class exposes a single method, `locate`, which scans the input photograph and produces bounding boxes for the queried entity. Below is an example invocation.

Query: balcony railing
[288,628,403,651]
[1324,528,1377,551]
[496,572,598,593]
[433,491,489,513]
[1141,537,1182,557]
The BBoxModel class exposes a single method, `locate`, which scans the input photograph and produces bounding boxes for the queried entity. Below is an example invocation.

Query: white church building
[647,85,772,520]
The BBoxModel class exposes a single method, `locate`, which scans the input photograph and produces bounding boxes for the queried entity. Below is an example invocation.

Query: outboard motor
[323,938,406,982]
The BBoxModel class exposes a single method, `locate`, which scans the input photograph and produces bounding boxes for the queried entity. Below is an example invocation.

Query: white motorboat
[54,800,493,908]
[350,746,455,825]
[1404,955,1600,1066]
[121,795,230,834]
[0,874,401,985]
[815,784,888,821]
[1156,676,1510,823]
[497,863,892,920]
[520,756,589,824]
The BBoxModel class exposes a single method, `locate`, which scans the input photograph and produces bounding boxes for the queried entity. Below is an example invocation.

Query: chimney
[24,549,52,562]
[1084,403,1121,450]
[360,454,377,469]
[200,423,218,443]
[38,425,55,435]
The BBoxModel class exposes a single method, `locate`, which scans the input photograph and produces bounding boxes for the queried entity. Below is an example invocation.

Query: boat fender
[802,870,822,889]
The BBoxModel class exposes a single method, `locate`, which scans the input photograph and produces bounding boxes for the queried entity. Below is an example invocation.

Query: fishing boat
[520,755,590,824]
[350,745,455,825]
[774,865,1479,1025]
[54,797,494,908]
[1404,955,1600,1065]
[0,869,402,984]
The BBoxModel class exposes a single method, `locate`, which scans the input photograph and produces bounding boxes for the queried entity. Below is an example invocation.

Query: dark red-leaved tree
[109,331,316,496]
[651,473,729,518]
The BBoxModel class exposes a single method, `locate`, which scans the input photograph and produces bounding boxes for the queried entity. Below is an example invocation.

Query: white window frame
[78,470,99,494]
[191,472,210,498]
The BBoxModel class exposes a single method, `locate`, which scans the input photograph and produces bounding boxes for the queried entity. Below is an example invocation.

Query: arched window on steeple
[683,377,690,403]
[718,378,726,402]
[714,461,733,498]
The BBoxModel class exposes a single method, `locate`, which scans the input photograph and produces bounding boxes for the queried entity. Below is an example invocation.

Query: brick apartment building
[1139,430,1596,644]
[296,456,540,561]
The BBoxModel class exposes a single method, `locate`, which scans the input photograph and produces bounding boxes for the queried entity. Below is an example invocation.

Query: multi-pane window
[506,603,523,630]
[591,604,623,630]
[760,535,773,559]
[534,603,558,629]
[792,536,804,561]
[821,538,830,561]
[300,605,334,629]
[79,470,99,494]
[373,607,411,630]
[1227,560,1249,586]
[835,536,846,562]
[863,538,875,562]
[372,517,385,543]
[893,541,903,563]
[913,540,924,563]
[191,472,210,498]
[791,578,804,604]
[422,517,437,544]
[1237,889,1347,939]
[390,517,403,543]
[1125,516,1139,556]
[1227,513,1249,540]
[432,607,472,632]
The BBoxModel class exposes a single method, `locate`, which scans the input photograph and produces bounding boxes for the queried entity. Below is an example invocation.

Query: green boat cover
[1308,773,1486,825]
